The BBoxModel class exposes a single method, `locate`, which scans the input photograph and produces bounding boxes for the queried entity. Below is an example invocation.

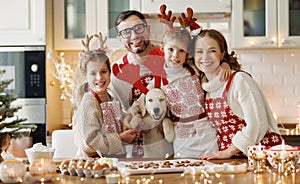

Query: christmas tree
[0,70,37,160]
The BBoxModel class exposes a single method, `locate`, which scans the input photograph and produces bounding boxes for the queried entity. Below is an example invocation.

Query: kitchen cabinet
[130,0,231,14]
[0,0,45,46]
[54,0,129,50]
[232,0,300,48]
[54,0,232,50]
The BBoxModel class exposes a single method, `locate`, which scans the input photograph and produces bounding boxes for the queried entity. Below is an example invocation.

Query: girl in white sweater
[147,28,230,157]
[192,29,283,159]
[73,34,140,158]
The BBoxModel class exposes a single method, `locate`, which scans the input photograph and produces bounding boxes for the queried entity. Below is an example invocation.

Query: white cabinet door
[134,0,231,14]
[54,0,101,50]
[0,0,45,46]
[232,0,300,48]
[231,0,277,49]
[278,0,300,48]
[54,0,126,50]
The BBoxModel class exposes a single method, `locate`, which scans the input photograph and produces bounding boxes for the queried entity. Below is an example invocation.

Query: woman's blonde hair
[161,27,191,49]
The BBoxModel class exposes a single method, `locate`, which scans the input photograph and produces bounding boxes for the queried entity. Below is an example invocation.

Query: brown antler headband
[157,4,176,29]
[94,32,108,54]
[178,7,201,31]
[81,34,94,52]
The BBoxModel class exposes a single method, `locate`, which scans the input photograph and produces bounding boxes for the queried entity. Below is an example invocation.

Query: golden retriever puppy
[125,88,174,158]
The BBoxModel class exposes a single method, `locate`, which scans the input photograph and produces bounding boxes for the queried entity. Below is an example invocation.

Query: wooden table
[7,158,300,184]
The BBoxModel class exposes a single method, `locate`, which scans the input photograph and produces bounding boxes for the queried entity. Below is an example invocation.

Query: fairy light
[47,51,75,102]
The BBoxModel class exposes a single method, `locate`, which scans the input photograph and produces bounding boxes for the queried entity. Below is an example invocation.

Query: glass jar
[29,158,56,182]
[0,159,26,183]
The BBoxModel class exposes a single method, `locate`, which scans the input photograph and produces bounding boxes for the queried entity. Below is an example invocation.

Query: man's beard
[126,40,150,54]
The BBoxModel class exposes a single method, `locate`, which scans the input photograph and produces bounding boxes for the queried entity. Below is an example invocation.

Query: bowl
[25,143,55,164]
[265,145,300,168]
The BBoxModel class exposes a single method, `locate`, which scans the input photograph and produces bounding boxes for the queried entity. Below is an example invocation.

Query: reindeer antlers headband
[81,32,108,54]
[157,4,201,31]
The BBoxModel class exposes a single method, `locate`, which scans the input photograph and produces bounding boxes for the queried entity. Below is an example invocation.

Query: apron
[92,90,126,157]
[76,91,124,158]
[161,74,218,157]
[91,90,122,135]
[205,71,283,153]
[122,55,154,158]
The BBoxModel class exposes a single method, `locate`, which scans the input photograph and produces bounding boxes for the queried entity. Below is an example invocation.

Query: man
[109,10,157,110]
[109,10,164,157]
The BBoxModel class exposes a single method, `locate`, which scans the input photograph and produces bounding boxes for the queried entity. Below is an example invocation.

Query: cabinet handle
[270,37,277,44]
[280,39,297,47]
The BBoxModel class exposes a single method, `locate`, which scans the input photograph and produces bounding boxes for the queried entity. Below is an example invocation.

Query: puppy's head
[144,88,167,121]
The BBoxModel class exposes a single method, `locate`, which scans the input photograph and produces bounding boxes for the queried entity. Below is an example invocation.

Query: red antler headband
[157,4,176,29]
[178,7,201,31]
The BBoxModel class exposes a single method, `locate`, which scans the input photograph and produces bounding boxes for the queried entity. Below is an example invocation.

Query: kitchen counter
[280,125,300,146]
[12,158,300,184]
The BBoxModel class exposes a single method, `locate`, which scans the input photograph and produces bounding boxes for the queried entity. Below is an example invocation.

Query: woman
[191,29,283,159]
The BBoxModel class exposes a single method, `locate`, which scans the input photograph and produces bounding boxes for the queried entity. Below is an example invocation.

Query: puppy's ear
[137,94,147,116]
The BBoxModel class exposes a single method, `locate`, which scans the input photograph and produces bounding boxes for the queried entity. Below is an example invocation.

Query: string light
[47,51,75,102]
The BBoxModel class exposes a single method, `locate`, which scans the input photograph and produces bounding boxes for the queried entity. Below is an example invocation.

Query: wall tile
[296,63,300,75]
[274,64,294,75]
[251,63,273,74]
[237,49,300,123]
[262,53,284,65]
[273,85,295,96]
[283,50,300,64]
[283,74,300,85]
[262,75,283,85]
[295,85,300,97]
[239,54,262,65]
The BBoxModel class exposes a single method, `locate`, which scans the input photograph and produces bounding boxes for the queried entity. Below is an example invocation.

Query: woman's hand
[120,129,141,144]
[217,62,231,82]
[199,145,240,160]
[199,150,233,160]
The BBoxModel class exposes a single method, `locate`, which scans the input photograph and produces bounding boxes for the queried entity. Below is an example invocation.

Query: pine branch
[0,79,14,93]
[0,70,37,139]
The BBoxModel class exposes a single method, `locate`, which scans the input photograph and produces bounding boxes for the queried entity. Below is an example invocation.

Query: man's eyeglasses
[118,23,147,39]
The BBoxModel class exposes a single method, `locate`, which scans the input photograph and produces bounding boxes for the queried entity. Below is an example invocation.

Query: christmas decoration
[0,70,37,162]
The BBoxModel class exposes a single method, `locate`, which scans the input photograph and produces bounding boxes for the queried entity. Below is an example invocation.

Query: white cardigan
[202,71,280,154]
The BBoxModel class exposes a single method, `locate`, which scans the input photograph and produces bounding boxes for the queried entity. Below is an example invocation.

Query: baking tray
[117,159,212,175]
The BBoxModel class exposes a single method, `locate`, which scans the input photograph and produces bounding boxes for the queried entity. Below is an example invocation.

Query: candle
[273,112,278,122]
[106,173,120,184]
[254,143,266,159]
[256,150,265,159]
[280,140,287,159]
[281,140,286,150]
[257,143,262,151]
[247,144,265,168]
[0,160,26,183]
[29,158,56,182]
